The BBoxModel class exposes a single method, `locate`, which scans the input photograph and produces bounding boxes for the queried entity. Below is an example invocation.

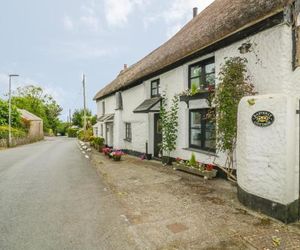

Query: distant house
[19,109,44,139]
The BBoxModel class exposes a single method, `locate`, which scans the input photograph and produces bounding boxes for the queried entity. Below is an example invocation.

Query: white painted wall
[95,22,300,169]
[237,94,299,205]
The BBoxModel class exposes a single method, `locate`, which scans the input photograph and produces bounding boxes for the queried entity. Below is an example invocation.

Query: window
[151,79,160,97]
[94,127,98,137]
[100,124,104,136]
[125,123,132,142]
[102,101,105,115]
[189,109,216,152]
[189,58,215,91]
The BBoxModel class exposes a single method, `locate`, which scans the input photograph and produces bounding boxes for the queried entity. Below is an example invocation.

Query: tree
[72,109,96,128]
[0,98,22,127]
[11,85,62,133]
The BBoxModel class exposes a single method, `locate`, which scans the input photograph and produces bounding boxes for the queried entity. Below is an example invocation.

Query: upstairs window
[189,58,215,91]
[151,79,160,98]
[125,123,132,142]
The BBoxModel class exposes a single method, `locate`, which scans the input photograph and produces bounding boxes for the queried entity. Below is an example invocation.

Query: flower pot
[146,153,152,160]
[113,156,121,161]
[162,156,172,165]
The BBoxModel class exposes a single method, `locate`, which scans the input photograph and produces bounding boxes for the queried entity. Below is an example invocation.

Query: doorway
[153,113,162,158]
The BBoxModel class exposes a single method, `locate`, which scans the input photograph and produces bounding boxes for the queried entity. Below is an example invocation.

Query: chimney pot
[193,7,198,18]
[124,64,128,70]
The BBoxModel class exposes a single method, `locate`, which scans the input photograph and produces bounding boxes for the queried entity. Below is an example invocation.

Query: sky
[0,0,214,120]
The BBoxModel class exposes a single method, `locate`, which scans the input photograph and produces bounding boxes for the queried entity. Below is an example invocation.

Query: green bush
[67,127,79,138]
[93,137,104,146]
[0,126,26,139]
[77,128,93,142]
[189,153,197,167]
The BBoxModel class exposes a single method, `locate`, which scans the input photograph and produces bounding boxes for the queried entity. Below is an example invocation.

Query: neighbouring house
[94,0,300,222]
[19,109,44,140]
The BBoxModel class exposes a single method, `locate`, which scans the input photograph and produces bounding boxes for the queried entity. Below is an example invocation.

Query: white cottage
[94,0,300,222]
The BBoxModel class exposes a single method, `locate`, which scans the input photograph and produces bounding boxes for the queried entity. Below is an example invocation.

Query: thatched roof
[94,0,289,101]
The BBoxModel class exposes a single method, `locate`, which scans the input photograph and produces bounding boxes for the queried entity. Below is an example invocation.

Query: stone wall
[0,136,44,148]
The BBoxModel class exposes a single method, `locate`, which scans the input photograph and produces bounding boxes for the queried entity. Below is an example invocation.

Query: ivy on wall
[209,57,256,180]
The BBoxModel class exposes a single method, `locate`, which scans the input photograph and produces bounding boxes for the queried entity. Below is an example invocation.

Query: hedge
[0,126,26,139]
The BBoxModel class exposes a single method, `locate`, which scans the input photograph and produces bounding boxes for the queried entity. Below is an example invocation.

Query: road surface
[0,137,136,250]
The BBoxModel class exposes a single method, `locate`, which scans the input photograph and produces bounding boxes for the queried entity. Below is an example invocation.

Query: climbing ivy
[209,57,256,179]
[159,92,179,158]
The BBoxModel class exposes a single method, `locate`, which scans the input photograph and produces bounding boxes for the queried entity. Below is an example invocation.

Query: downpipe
[297,99,300,219]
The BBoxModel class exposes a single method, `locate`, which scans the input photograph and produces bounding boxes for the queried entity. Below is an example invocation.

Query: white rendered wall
[120,84,149,153]
[237,94,298,205]
[95,23,300,168]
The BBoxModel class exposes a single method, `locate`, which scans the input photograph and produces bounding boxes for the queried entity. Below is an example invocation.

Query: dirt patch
[91,152,300,250]
[166,223,188,234]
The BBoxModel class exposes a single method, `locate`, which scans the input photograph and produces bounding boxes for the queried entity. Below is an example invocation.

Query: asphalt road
[0,137,136,250]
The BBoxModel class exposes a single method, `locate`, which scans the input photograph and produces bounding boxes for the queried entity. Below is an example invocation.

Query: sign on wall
[252,111,275,127]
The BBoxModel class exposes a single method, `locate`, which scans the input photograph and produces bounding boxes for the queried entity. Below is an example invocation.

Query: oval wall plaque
[252,111,274,127]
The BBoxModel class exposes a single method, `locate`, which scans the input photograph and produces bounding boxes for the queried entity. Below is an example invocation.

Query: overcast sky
[0,0,214,120]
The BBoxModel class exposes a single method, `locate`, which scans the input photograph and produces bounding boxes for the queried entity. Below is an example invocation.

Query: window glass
[191,112,201,128]
[205,121,216,149]
[151,80,160,97]
[206,73,215,85]
[189,59,215,90]
[190,66,201,78]
[190,78,201,89]
[205,63,215,74]
[189,109,216,152]
[125,123,132,141]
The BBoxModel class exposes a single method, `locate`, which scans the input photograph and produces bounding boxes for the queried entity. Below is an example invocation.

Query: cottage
[19,109,44,140]
[94,0,300,222]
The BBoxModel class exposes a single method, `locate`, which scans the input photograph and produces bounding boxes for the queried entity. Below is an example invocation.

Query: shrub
[94,137,104,146]
[189,153,197,167]
[67,127,79,138]
[77,128,93,142]
[0,126,26,139]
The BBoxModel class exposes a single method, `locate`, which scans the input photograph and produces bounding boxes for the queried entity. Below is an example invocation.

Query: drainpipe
[297,99,300,219]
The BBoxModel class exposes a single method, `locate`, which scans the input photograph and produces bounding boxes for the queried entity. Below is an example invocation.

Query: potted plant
[94,137,105,152]
[111,150,125,161]
[174,153,218,179]
[102,147,112,156]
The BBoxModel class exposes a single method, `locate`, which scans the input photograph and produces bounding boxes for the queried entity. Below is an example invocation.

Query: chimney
[124,64,128,70]
[193,7,198,18]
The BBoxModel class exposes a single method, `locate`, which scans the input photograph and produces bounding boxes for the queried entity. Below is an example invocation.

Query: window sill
[124,139,132,143]
[183,148,217,157]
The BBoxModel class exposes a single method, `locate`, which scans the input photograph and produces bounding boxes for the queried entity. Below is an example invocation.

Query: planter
[113,156,122,161]
[174,164,217,179]
[162,156,173,165]
[145,153,152,160]
[98,146,103,153]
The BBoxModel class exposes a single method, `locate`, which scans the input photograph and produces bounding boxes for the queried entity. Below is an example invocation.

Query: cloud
[79,1,100,32]
[144,0,215,38]
[63,15,74,31]
[46,40,116,60]
[80,15,99,32]
[104,0,147,27]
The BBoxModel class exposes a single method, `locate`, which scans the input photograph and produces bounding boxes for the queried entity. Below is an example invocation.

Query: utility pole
[69,109,72,124]
[82,74,87,132]
[8,74,19,147]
